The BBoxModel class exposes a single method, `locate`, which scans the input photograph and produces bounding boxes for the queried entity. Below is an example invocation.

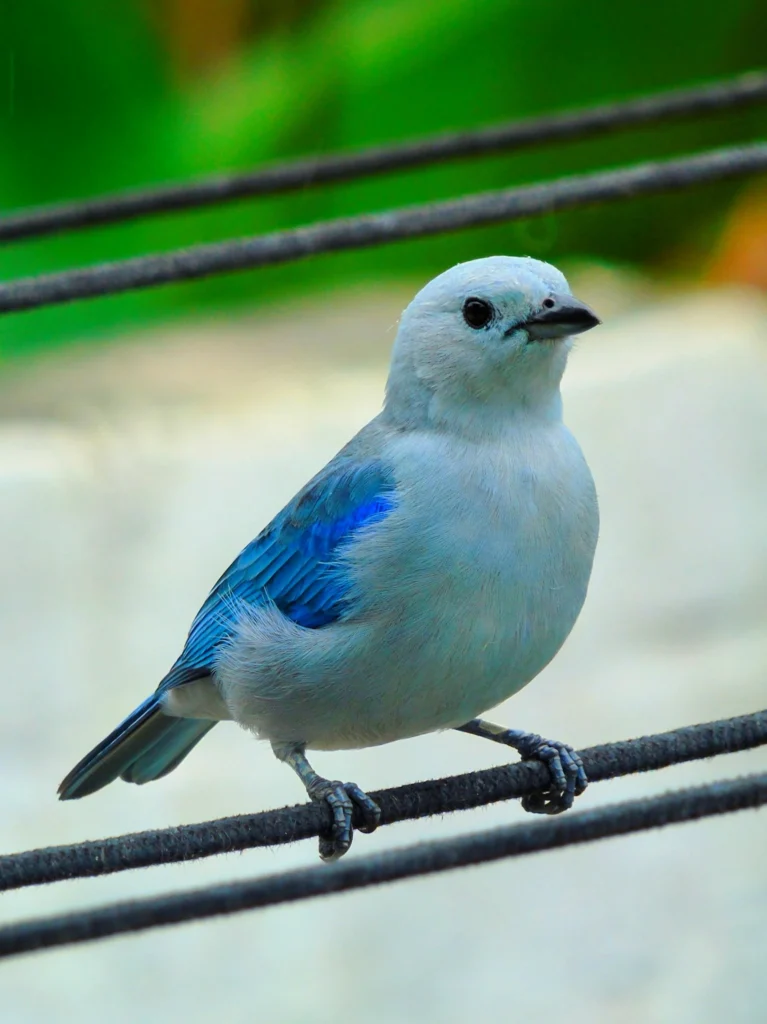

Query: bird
[59,255,601,861]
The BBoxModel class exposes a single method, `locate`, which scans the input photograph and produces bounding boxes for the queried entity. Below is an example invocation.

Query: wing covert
[162,459,396,687]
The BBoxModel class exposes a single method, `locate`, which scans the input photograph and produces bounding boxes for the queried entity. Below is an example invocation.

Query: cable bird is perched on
[59,256,601,861]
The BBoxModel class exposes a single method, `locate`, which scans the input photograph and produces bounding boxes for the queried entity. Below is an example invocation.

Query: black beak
[523,295,601,341]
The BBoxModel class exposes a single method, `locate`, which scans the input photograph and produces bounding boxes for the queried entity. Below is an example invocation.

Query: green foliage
[1,0,764,358]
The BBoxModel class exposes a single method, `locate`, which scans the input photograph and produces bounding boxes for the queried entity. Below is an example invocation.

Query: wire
[0,142,766,316]
[1,770,765,961]
[1,707,765,893]
[1,71,766,244]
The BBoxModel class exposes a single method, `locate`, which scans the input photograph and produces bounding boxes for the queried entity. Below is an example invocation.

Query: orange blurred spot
[159,0,252,81]
[707,188,767,290]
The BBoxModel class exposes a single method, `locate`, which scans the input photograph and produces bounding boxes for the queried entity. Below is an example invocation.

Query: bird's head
[385,256,600,431]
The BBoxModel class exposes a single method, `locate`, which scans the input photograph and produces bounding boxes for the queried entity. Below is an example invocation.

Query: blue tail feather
[119,718,215,785]
[58,694,215,800]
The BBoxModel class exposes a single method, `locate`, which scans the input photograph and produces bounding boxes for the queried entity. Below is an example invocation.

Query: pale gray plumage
[59,255,601,861]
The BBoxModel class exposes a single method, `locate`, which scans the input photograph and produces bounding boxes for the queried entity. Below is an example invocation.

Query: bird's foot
[275,744,381,861]
[512,731,587,815]
[306,777,381,861]
[455,720,587,815]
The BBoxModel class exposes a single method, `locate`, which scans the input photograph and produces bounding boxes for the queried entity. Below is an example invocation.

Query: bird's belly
[298,494,596,749]
[218,536,590,751]
[314,543,590,747]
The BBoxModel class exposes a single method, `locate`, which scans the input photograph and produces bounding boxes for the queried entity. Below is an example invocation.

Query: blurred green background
[1,0,765,361]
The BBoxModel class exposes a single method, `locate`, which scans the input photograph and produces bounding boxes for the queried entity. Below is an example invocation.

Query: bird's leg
[273,743,381,862]
[455,718,587,814]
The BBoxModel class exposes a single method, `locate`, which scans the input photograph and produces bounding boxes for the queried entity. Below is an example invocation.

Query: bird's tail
[58,693,216,800]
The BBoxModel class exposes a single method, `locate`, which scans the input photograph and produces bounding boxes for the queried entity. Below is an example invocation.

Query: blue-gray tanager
[59,256,601,861]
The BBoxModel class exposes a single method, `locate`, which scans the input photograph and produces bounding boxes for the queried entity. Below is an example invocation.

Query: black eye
[542,297,556,309]
[462,297,494,329]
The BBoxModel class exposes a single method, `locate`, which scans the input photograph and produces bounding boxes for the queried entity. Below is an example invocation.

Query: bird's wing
[160,457,397,689]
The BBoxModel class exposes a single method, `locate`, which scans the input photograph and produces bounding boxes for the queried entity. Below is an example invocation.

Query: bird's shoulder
[281,423,398,542]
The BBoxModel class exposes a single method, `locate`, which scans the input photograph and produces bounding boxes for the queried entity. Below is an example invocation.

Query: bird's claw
[307,778,381,861]
[515,732,588,815]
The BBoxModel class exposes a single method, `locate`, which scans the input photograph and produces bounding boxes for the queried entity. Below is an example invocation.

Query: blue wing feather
[160,458,396,689]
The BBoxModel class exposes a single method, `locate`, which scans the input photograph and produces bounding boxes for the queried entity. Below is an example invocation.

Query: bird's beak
[524,295,601,341]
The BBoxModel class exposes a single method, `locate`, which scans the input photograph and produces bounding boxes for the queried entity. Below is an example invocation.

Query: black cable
[0,142,765,316]
[1,770,765,961]
[1,71,766,244]
[1,708,764,893]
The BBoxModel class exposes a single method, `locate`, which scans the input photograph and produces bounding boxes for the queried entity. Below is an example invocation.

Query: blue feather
[162,458,396,687]
[58,694,215,799]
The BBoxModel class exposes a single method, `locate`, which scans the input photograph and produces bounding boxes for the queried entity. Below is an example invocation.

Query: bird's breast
[343,424,599,728]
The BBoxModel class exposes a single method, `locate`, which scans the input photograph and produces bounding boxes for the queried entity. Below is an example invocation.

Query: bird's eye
[462,297,494,329]
[542,297,556,309]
